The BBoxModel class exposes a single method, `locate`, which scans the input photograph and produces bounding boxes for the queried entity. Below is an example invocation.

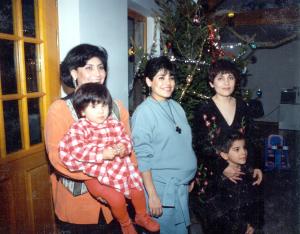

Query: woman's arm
[131,104,163,216]
[141,170,162,217]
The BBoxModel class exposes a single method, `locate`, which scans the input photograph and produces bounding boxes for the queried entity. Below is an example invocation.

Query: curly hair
[208,59,240,84]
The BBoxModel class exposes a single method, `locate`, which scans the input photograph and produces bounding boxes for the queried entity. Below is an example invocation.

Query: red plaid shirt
[59,116,143,196]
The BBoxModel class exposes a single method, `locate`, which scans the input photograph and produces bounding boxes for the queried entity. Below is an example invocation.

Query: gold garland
[178,34,208,103]
[177,86,210,100]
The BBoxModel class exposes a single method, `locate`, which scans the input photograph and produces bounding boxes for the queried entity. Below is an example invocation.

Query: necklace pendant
[176,126,182,134]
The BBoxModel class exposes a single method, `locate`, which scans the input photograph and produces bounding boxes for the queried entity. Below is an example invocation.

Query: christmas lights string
[133,14,297,102]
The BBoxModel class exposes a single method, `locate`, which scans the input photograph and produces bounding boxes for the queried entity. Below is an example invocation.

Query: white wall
[58,0,129,107]
[58,0,80,60]
[246,39,300,122]
[58,0,159,107]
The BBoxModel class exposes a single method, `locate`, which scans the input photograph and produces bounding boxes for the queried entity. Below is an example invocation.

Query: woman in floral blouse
[192,59,263,201]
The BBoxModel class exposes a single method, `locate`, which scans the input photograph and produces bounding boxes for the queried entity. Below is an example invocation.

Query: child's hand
[223,165,245,183]
[252,168,263,185]
[103,147,116,160]
[245,224,254,234]
[114,143,126,157]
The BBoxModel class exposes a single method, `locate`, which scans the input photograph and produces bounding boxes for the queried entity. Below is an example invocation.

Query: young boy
[59,83,159,234]
[202,130,261,234]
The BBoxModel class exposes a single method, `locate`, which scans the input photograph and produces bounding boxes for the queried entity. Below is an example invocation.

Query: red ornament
[166,42,172,49]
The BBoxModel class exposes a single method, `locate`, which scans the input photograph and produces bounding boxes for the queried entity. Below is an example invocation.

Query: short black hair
[215,130,246,154]
[60,44,108,88]
[208,59,240,84]
[144,56,175,95]
[144,56,175,81]
[73,83,112,118]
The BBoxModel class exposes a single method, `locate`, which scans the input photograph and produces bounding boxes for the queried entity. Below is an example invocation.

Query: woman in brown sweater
[45,44,136,233]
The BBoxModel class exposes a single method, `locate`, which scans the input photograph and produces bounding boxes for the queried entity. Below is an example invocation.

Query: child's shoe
[135,214,160,232]
[120,220,137,234]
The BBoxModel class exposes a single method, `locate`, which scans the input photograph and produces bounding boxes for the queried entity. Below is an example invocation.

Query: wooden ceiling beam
[213,6,300,26]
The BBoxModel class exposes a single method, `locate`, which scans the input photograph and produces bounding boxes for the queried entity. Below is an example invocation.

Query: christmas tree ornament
[128,46,135,62]
[128,46,135,56]
[186,74,193,84]
[193,14,201,26]
[166,41,172,49]
[249,42,257,49]
[170,55,176,61]
[256,88,263,98]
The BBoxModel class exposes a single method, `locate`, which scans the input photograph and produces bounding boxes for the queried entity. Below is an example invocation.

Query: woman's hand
[223,165,245,183]
[188,180,195,192]
[141,170,162,217]
[148,193,163,217]
[252,168,263,185]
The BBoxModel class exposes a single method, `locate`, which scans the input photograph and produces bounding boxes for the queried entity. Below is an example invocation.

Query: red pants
[85,178,147,226]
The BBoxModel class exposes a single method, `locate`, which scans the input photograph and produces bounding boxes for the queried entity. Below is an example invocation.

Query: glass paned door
[0,0,44,158]
[128,10,146,114]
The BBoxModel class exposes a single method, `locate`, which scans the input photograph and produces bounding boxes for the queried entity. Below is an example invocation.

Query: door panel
[0,151,55,233]
[0,177,16,234]
[29,163,55,233]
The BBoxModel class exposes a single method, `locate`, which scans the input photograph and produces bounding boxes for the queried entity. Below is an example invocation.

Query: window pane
[22,0,36,37]
[0,40,17,94]
[28,98,41,145]
[0,0,14,34]
[24,43,38,92]
[134,21,144,49]
[3,100,22,154]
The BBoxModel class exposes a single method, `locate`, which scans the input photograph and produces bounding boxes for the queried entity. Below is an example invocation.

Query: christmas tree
[155,0,227,121]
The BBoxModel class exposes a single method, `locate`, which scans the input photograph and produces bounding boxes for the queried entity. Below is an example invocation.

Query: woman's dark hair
[208,59,240,84]
[144,56,175,81]
[215,130,246,154]
[73,83,112,118]
[61,44,108,88]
